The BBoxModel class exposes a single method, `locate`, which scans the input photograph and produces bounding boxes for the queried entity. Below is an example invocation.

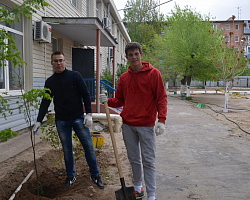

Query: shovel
[102,90,136,200]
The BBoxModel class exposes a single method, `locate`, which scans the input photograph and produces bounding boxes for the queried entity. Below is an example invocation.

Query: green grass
[0,128,18,142]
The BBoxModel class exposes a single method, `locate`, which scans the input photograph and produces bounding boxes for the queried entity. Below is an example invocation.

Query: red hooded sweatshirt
[108,62,167,126]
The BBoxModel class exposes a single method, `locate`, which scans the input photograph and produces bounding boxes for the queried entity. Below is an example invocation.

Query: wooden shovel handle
[102,90,123,178]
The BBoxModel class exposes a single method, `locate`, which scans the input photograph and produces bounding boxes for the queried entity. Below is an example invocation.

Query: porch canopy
[42,17,117,47]
[42,17,118,113]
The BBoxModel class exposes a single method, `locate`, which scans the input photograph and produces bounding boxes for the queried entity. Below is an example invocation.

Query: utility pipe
[9,169,34,200]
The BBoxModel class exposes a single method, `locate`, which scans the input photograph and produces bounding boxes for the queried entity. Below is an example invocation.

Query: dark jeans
[55,117,99,178]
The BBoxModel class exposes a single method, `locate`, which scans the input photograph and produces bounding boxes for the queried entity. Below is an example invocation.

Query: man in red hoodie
[100,42,167,200]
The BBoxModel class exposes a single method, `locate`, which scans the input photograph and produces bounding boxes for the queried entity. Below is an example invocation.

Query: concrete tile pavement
[155,95,250,200]
[0,130,44,163]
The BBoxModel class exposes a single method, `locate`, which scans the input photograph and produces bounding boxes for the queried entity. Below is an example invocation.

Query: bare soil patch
[0,130,133,200]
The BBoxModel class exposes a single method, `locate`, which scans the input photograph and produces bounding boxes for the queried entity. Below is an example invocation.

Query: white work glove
[155,122,165,136]
[33,122,41,135]
[84,113,92,128]
[100,93,108,104]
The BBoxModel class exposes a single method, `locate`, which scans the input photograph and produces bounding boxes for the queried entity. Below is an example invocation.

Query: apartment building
[0,0,130,132]
[212,17,250,57]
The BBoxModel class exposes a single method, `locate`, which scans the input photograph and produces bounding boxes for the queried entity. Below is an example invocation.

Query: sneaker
[62,177,76,189]
[135,187,144,199]
[91,176,104,189]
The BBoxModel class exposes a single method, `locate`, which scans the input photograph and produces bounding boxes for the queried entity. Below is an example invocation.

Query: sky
[113,0,250,21]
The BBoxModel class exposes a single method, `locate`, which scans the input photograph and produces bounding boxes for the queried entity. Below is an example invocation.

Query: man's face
[51,54,66,73]
[126,48,143,68]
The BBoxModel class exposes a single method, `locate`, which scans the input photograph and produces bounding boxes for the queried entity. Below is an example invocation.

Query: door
[72,48,95,101]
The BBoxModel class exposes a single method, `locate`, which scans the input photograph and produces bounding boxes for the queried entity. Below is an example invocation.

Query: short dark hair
[125,42,142,55]
[51,51,64,59]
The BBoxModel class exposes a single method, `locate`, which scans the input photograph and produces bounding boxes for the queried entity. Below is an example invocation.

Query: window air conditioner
[103,17,108,27]
[34,21,52,43]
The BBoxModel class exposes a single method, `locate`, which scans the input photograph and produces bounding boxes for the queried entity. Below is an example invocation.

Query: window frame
[0,23,24,93]
[235,24,239,30]
[213,24,218,30]
[235,35,239,42]
[226,24,230,30]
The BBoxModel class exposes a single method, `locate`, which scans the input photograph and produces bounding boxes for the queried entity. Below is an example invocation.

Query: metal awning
[42,17,118,47]
[42,17,118,113]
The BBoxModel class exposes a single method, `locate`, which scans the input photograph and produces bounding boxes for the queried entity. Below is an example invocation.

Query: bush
[0,128,18,142]
[185,96,193,100]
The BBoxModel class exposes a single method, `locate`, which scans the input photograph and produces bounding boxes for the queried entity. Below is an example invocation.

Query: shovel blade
[115,186,136,200]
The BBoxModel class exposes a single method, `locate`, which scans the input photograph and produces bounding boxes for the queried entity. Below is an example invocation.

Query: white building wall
[0,0,130,132]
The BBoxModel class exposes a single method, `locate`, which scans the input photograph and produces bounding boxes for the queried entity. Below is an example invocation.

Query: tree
[210,16,248,112]
[162,4,218,96]
[124,0,165,58]
[0,0,50,195]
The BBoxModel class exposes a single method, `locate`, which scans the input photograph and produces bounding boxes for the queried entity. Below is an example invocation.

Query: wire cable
[169,95,250,135]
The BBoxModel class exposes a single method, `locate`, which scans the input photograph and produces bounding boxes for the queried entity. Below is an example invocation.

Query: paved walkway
[0,130,44,163]
[155,95,250,200]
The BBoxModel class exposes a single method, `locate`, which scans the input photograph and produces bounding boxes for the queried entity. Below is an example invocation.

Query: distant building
[212,17,250,57]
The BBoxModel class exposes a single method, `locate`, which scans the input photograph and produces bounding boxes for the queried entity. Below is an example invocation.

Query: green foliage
[162,4,217,84]
[0,0,51,120]
[101,65,128,86]
[124,0,160,23]
[0,0,50,22]
[0,1,50,69]
[19,88,52,112]
[124,0,165,64]
[0,29,26,69]
[185,96,193,100]
[0,128,18,142]
[240,58,250,75]
[0,0,50,194]
[116,64,128,80]
[40,114,61,149]
[101,68,113,84]
[0,93,11,120]
[41,114,84,166]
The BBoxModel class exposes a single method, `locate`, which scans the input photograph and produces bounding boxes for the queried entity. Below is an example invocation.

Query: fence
[168,76,250,88]
[83,78,116,101]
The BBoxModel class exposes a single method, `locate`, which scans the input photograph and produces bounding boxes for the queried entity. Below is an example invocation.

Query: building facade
[213,17,250,57]
[0,0,130,132]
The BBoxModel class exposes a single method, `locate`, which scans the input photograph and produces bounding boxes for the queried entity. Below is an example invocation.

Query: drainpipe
[113,46,116,97]
[107,3,111,72]
[96,29,101,113]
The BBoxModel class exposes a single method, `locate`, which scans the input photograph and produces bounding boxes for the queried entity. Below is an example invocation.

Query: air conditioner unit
[34,21,52,43]
[103,17,108,27]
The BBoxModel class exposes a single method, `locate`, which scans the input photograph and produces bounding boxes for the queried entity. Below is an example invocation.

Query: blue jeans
[55,117,99,178]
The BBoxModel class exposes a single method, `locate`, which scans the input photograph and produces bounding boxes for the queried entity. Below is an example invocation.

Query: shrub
[0,128,18,142]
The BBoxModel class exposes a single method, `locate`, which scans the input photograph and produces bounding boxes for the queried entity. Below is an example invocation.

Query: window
[213,24,218,30]
[235,24,239,30]
[226,36,230,42]
[235,36,239,42]
[0,4,24,92]
[226,24,230,30]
